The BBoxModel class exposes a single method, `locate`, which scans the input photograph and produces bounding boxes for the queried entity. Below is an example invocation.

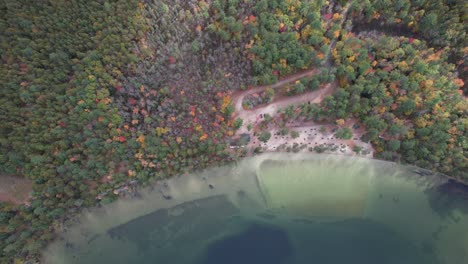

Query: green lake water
[43,153,468,264]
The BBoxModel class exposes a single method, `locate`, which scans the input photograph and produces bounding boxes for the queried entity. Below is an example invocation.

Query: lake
[43,153,468,264]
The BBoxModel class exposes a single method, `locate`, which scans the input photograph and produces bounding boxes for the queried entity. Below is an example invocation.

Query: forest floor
[231,72,374,157]
[0,175,32,205]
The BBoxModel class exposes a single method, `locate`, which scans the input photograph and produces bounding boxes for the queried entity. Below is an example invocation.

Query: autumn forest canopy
[0,0,466,262]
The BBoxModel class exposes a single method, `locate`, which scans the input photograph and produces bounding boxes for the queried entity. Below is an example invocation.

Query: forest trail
[231,68,320,113]
[233,77,338,134]
[323,2,352,67]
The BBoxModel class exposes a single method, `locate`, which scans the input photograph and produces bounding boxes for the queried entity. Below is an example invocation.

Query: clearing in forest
[0,175,32,205]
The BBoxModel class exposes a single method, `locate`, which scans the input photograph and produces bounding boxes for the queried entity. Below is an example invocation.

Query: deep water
[43,154,468,264]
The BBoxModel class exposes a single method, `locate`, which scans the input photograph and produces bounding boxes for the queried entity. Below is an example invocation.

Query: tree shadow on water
[200,224,293,264]
[425,180,468,218]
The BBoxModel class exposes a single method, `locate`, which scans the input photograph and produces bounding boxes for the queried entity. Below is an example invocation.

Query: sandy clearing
[248,124,373,157]
[0,175,33,205]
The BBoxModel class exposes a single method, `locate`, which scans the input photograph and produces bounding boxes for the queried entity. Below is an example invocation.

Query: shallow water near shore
[43,153,468,264]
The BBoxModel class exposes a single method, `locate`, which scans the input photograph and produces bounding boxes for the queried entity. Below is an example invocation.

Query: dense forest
[0,0,466,262]
[350,0,467,93]
[327,34,466,176]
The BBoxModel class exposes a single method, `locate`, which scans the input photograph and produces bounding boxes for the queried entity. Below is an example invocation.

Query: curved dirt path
[231,2,352,134]
[234,81,337,134]
[231,68,320,113]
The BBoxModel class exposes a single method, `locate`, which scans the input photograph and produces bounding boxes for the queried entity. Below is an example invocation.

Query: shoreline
[42,151,468,263]
[243,150,468,188]
[43,152,468,264]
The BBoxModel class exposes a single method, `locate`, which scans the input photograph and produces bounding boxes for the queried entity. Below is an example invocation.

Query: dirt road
[231,2,352,135]
[233,80,337,134]
[231,68,320,113]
